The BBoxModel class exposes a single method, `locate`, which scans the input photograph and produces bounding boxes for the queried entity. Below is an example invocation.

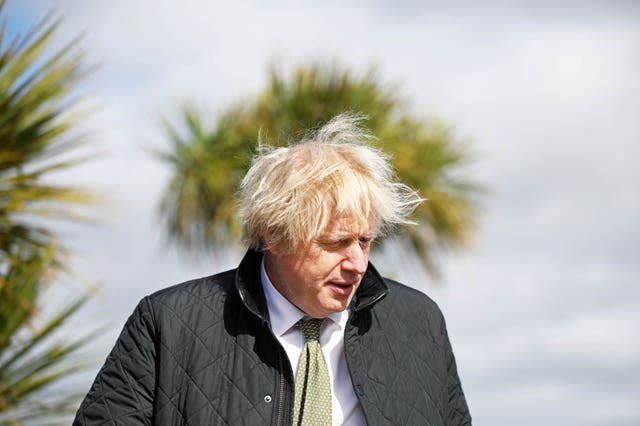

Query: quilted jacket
[74,249,471,425]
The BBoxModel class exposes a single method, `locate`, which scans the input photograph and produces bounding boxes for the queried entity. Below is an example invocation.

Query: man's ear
[263,233,281,255]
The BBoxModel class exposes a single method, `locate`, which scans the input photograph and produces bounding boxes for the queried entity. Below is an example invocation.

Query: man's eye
[319,239,350,249]
[318,236,372,250]
[336,239,352,248]
[358,237,372,247]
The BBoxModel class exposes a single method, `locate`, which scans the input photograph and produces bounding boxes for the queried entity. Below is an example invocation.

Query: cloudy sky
[7,1,640,425]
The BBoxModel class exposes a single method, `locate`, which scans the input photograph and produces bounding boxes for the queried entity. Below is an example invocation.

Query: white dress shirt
[260,260,366,425]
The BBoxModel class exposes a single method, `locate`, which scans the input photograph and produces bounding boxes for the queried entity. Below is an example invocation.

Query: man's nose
[341,241,367,275]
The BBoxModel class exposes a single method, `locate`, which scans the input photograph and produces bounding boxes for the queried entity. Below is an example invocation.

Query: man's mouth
[327,281,356,296]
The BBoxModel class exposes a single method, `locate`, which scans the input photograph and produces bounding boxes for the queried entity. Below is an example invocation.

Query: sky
[6,1,640,425]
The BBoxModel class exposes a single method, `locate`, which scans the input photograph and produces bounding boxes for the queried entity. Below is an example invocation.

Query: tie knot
[297,318,323,342]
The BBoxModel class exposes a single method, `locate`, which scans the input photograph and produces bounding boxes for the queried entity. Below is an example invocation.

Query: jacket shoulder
[138,269,240,332]
[372,278,448,348]
[146,268,237,305]
[382,278,444,320]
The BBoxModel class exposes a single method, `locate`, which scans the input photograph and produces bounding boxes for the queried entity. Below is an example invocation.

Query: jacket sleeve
[74,297,157,425]
[442,319,472,426]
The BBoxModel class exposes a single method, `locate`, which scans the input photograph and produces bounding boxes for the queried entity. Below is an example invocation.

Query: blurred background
[1,1,638,425]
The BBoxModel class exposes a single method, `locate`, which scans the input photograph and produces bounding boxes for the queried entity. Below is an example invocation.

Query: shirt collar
[260,258,347,337]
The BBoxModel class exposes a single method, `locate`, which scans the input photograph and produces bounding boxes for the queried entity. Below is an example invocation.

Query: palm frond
[0,5,92,260]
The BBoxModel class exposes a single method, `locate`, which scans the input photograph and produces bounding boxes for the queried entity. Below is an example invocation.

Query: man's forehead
[319,215,374,237]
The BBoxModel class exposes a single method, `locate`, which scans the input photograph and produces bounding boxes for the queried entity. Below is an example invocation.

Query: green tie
[293,318,332,426]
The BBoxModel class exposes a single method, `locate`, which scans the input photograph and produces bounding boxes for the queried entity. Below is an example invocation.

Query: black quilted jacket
[74,250,471,425]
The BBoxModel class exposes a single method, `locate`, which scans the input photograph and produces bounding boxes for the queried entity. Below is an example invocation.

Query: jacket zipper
[275,353,286,425]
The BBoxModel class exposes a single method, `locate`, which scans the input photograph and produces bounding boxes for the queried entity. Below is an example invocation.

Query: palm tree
[0,248,91,425]
[0,1,95,423]
[159,63,480,275]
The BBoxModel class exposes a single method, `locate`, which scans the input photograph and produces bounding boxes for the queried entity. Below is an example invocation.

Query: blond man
[75,115,471,425]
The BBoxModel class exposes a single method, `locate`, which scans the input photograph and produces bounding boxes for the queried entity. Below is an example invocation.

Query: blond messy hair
[239,113,422,252]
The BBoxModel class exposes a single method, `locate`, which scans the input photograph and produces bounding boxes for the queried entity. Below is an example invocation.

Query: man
[74,114,471,425]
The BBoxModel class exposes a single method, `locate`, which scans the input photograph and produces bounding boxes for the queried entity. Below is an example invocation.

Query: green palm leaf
[0,7,92,265]
[0,247,93,423]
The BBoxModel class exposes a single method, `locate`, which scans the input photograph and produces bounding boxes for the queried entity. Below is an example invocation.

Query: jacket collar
[234,249,389,322]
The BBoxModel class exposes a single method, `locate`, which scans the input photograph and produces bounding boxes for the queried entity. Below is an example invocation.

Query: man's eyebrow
[318,231,371,240]
[317,234,349,241]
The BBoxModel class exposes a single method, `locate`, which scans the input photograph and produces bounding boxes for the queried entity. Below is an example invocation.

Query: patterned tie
[293,318,332,425]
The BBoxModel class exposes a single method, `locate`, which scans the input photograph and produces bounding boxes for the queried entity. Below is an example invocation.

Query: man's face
[264,216,373,318]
